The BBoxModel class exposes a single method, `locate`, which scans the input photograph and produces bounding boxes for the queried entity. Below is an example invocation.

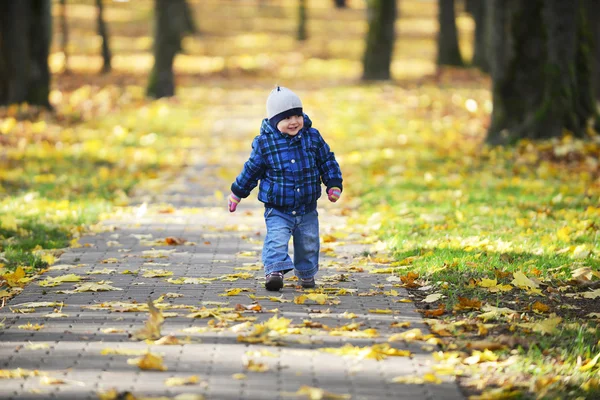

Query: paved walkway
[0,100,465,400]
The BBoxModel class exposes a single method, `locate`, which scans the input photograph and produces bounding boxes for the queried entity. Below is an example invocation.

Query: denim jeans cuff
[294,265,318,279]
[264,261,294,275]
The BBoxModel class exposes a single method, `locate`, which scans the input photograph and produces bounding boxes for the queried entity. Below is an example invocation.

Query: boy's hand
[327,187,341,203]
[228,193,241,212]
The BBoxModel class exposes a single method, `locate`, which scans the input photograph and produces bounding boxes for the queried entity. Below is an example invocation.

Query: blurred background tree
[0,0,52,107]
[486,0,598,144]
[146,0,196,98]
[436,0,463,67]
[298,0,307,41]
[96,0,112,74]
[465,0,488,72]
[362,0,397,80]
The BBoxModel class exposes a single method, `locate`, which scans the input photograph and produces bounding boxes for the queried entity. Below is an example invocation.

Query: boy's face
[277,114,304,136]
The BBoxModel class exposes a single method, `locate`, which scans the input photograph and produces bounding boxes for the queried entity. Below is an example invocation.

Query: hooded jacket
[231,114,343,216]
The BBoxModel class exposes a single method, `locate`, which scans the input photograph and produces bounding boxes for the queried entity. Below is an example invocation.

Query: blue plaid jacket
[231,114,343,216]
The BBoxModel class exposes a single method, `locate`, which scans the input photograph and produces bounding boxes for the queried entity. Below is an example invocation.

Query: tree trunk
[436,0,463,66]
[585,0,600,101]
[470,0,488,71]
[147,0,195,98]
[362,0,396,81]
[96,0,112,74]
[298,0,307,41]
[0,0,52,108]
[486,0,596,145]
[60,0,69,74]
[334,0,347,8]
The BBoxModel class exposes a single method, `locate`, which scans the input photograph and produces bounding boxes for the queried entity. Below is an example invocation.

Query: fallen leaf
[127,352,167,371]
[57,282,122,293]
[0,368,45,378]
[25,342,50,350]
[142,269,173,278]
[423,293,443,303]
[293,385,351,400]
[164,375,200,386]
[243,358,269,372]
[369,309,393,314]
[132,300,164,341]
[391,373,442,384]
[517,315,562,335]
[101,348,147,356]
[38,274,82,287]
[581,289,600,299]
[18,323,44,331]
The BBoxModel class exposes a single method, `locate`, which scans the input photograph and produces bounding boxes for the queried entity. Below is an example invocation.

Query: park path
[0,93,465,400]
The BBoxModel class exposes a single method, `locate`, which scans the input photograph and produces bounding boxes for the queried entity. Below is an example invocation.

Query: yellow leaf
[232,373,247,380]
[101,328,125,334]
[152,334,182,345]
[531,301,550,313]
[582,289,600,299]
[38,273,82,287]
[57,282,123,293]
[557,226,571,242]
[43,312,69,318]
[0,368,45,378]
[3,267,26,287]
[40,376,68,385]
[369,309,393,314]
[164,375,200,386]
[25,343,50,350]
[18,323,44,331]
[319,343,410,360]
[101,348,147,356]
[511,271,539,290]
[391,373,442,384]
[388,328,424,342]
[243,358,269,372]
[294,293,328,305]
[127,352,167,371]
[0,215,18,230]
[463,349,499,365]
[517,316,562,335]
[580,352,600,372]
[141,269,173,278]
[293,385,351,400]
[132,300,164,341]
[423,293,443,303]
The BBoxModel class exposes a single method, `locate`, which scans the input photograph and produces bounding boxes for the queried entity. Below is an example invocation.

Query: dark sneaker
[300,277,316,289]
[265,272,284,291]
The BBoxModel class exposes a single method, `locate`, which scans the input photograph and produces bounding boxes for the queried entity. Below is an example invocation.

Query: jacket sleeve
[313,130,343,192]
[231,136,266,198]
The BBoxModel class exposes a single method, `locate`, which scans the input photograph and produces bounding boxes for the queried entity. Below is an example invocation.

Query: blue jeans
[262,208,319,279]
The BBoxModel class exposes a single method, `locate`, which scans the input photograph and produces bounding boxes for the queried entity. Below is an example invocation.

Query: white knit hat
[266,86,303,128]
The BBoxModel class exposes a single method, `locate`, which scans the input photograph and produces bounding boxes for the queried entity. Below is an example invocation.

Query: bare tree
[298,0,307,41]
[486,0,596,144]
[60,0,69,74]
[0,0,52,108]
[436,0,463,66]
[147,0,196,98]
[362,0,397,80]
[96,0,112,74]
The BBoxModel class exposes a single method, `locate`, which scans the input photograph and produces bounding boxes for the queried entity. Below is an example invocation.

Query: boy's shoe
[265,272,284,291]
[300,277,316,289]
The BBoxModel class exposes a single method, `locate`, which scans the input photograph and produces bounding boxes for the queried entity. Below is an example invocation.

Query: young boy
[228,86,343,291]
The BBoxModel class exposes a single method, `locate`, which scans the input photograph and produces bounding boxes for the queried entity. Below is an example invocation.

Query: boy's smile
[277,115,304,136]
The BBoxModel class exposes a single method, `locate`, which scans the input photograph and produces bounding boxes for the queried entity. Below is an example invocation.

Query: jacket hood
[260,113,312,135]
